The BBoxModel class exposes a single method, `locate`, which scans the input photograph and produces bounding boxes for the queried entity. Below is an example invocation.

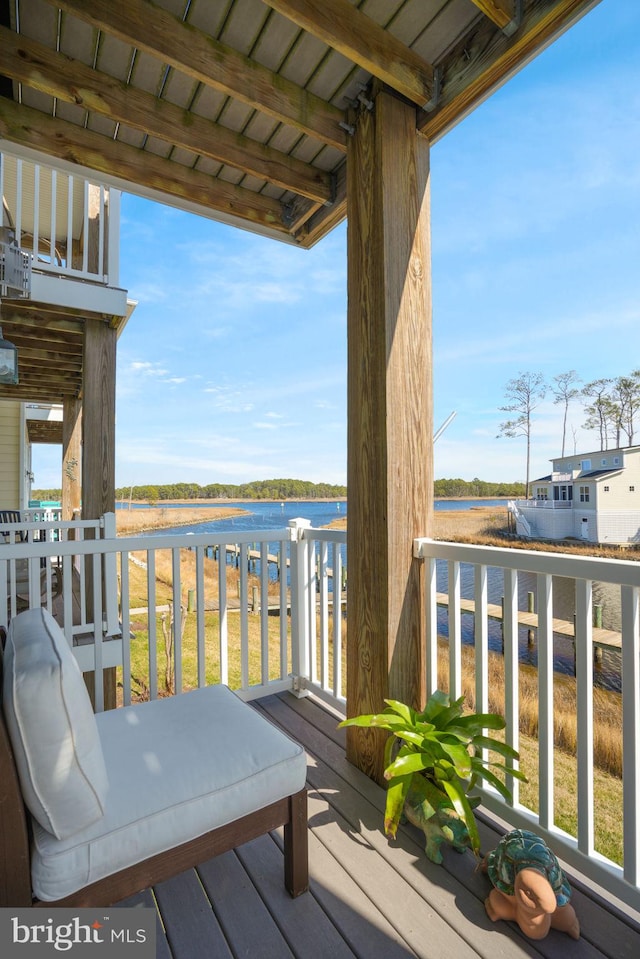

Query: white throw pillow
[2,607,108,839]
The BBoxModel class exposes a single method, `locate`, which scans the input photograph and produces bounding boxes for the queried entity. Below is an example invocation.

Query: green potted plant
[340,690,527,863]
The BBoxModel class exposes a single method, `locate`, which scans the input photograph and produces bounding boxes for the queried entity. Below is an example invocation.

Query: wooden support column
[82,317,116,520]
[61,396,82,522]
[346,89,433,783]
[82,316,117,709]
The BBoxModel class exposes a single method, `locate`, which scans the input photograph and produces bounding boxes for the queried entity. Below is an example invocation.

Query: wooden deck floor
[120,692,640,959]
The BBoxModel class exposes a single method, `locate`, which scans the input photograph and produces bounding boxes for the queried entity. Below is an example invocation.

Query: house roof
[0,0,602,248]
[580,468,623,480]
[531,469,624,484]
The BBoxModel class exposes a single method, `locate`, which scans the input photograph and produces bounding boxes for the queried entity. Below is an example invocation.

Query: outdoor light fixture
[0,326,18,384]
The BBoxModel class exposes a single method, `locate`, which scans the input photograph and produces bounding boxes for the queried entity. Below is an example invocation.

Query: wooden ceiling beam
[10,346,82,370]
[6,375,80,394]
[0,385,76,401]
[262,0,434,108]
[0,98,293,237]
[298,161,347,249]
[420,0,595,142]
[467,0,516,30]
[0,27,333,204]
[0,308,86,334]
[1,330,83,352]
[48,0,346,151]
[27,422,64,445]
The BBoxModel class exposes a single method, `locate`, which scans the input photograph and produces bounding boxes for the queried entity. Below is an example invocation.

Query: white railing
[23,506,64,529]
[5,515,638,912]
[300,525,347,708]
[0,514,111,629]
[0,152,118,284]
[0,517,337,712]
[513,498,572,509]
[414,536,640,914]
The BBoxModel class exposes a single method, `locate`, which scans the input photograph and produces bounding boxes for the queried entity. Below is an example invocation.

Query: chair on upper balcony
[0,510,62,613]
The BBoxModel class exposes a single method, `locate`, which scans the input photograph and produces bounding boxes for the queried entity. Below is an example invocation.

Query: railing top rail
[0,527,293,560]
[304,527,346,543]
[414,537,640,587]
[1,518,102,531]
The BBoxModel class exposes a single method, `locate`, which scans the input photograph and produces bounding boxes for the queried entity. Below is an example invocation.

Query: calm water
[117,499,348,534]
[115,497,508,533]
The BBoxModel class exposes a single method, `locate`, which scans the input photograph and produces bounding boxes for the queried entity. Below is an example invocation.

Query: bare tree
[497,372,546,498]
[582,379,613,450]
[610,373,640,446]
[551,370,581,456]
[571,424,579,454]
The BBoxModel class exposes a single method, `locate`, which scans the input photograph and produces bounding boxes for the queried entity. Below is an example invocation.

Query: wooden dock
[435,593,622,651]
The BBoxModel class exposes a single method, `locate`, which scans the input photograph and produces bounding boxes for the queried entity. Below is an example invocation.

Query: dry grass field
[115,505,246,534]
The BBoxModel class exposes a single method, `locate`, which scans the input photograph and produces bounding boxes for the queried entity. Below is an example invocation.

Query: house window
[604,486,610,492]
[579,486,590,503]
[601,458,607,466]
[581,459,591,471]
[613,456,620,466]
[630,486,635,492]
[536,487,548,500]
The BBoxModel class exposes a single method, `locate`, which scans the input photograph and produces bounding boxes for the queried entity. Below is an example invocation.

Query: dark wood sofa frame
[0,636,308,907]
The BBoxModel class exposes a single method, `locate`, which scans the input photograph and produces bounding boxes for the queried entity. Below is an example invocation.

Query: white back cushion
[2,607,108,839]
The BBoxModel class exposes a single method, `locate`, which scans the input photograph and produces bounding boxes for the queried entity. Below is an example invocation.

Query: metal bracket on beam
[356,83,374,111]
[502,0,523,38]
[421,66,441,113]
[339,120,356,136]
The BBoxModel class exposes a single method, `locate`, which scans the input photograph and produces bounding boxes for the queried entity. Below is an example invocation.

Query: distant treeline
[33,477,523,502]
[434,478,524,498]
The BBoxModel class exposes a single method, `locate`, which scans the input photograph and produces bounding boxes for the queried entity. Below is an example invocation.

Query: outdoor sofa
[0,607,308,906]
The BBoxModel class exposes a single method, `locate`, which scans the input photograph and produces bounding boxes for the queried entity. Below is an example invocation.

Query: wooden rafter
[0,27,333,205]
[47,0,346,151]
[263,0,435,108]
[27,421,64,444]
[468,0,516,30]
[420,0,595,142]
[0,98,292,237]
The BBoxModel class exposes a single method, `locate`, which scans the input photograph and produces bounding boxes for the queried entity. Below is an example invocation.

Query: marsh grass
[436,640,623,864]
[119,552,291,701]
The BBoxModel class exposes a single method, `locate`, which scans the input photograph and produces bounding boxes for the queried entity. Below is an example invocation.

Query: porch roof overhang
[0,0,602,250]
[0,295,135,404]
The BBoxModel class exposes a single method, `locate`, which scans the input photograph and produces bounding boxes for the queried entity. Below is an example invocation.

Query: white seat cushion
[31,684,307,901]
[2,607,108,839]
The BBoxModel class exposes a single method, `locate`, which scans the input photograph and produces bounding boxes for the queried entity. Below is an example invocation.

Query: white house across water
[510,445,640,545]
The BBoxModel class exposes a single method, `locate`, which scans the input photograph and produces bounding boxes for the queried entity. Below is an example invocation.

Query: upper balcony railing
[2,518,638,913]
[512,498,572,509]
[1,151,119,287]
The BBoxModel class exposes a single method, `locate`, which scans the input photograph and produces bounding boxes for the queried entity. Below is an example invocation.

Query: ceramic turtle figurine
[481,829,580,940]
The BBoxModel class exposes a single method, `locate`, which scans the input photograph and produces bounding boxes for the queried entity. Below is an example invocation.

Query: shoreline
[115,505,246,535]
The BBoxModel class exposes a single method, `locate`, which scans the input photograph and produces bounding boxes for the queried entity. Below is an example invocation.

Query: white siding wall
[523,508,574,540]
[0,401,21,507]
[595,511,640,544]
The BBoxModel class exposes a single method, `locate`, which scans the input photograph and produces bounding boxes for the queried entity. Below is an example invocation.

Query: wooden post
[345,89,432,783]
[527,590,535,646]
[82,316,117,710]
[61,396,82,523]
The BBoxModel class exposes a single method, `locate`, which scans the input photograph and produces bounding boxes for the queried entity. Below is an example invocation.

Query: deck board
[126,691,640,959]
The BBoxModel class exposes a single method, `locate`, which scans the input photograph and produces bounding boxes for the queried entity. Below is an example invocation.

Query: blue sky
[32,0,640,491]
